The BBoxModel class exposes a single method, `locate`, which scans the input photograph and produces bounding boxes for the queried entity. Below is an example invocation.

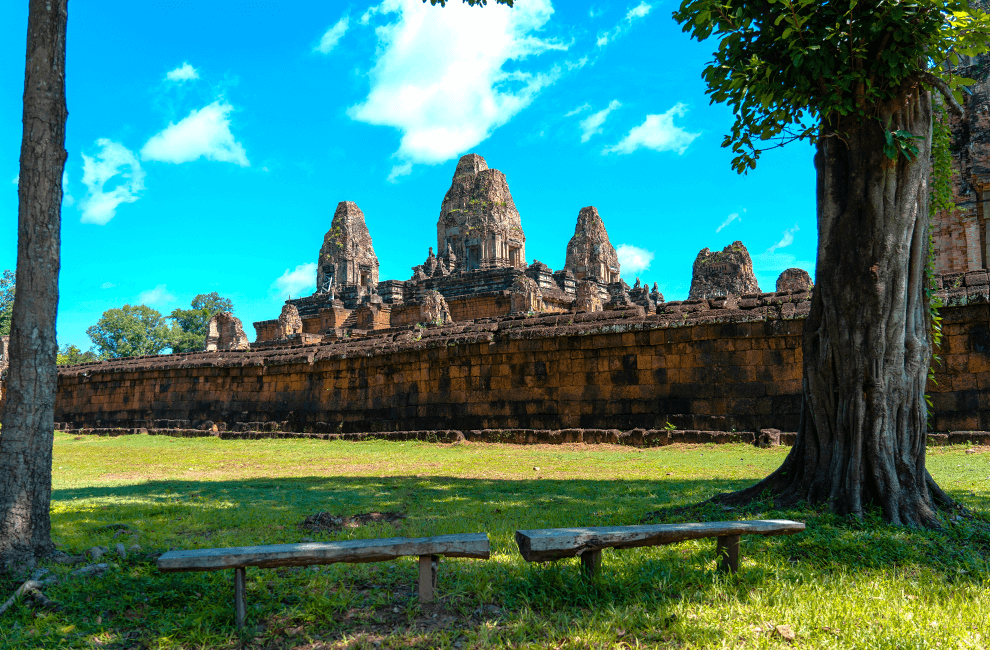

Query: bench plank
[158,533,490,572]
[515,520,804,562]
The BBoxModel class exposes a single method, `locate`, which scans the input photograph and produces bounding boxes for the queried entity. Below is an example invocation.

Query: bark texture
[0,0,68,569]
[718,85,951,527]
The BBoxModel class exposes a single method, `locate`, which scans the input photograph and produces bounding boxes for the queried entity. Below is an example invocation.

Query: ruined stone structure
[933,23,990,275]
[688,241,761,300]
[0,335,8,374]
[419,290,451,326]
[38,276,990,438]
[436,153,526,272]
[316,201,379,297]
[204,312,250,352]
[251,154,647,345]
[565,206,620,284]
[509,275,543,314]
[776,268,814,293]
[277,304,303,338]
[573,281,602,313]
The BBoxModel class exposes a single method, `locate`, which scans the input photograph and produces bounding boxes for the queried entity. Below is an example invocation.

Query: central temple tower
[436,153,526,272]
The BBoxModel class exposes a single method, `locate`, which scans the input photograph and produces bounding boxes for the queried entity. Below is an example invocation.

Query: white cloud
[565,103,591,117]
[315,16,349,53]
[766,224,799,254]
[141,100,249,166]
[626,2,652,21]
[10,175,17,185]
[100,282,116,289]
[617,243,655,276]
[603,103,700,155]
[387,161,413,183]
[360,4,384,25]
[79,139,146,225]
[137,284,176,307]
[579,99,621,142]
[166,62,199,82]
[272,263,317,300]
[349,0,566,178]
[716,212,741,233]
[597,2,652,47]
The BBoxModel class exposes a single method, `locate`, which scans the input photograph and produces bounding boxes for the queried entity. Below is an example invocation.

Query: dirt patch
[300,511,406,533]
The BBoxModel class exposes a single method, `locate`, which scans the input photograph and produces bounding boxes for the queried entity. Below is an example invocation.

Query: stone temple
[688,241,761,300]
[249,153,812,345]
[565,206,620,285]
[317,201,379,297]
[435,153,526,272]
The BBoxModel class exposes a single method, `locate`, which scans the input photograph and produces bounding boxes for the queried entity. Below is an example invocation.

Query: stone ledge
[55,427,985,447]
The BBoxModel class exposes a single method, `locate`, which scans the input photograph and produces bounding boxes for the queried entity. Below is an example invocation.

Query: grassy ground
[0,433,988,649]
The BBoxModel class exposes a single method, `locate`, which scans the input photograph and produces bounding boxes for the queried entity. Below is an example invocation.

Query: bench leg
[716,535,740,574]
[418,554,439,603]
[580,549,602,578]
[234,567,246,630]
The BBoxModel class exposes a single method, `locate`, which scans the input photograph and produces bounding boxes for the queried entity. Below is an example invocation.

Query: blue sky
[0,0,817,351]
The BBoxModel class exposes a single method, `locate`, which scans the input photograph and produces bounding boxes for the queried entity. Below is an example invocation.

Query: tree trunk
[719,85,952,527]
[0,0,68,570]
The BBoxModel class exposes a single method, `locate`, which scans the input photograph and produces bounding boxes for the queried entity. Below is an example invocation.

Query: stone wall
[34,287,990,436]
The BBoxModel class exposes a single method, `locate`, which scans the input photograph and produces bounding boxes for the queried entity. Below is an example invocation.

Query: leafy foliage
[168,292,234,353]
[86,305,174,359]
[56,344,99,366]
[883,120,925,161]
[672,0,990,172]
[925,105,954,419]
[0,269,13,336]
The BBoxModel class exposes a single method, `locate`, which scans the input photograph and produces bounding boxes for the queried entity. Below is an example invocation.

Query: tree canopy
[86,305,173,358]
[168,292,234,353]
[56,344,98,366]
[673,0,990,172]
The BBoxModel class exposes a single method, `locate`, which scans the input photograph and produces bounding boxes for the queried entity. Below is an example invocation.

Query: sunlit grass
[0,433,987,649]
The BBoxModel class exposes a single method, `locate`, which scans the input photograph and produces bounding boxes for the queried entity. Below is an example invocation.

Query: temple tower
[316,201,379,294]
[564,206,620,284]
[436,154,526,272]
[688,241,761,299]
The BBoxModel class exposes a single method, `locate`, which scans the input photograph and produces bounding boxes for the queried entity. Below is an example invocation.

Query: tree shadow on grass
[0,475,982,648]
[49,474,990,587]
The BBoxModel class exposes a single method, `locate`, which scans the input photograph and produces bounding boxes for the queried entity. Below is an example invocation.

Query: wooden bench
[158,533,490,629]
[515,519,804,575]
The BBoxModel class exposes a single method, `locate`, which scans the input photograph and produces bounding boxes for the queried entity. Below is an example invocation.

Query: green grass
[1,433,988,649]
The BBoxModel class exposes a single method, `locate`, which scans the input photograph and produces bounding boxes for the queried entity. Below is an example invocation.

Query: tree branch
[922,72,964,117]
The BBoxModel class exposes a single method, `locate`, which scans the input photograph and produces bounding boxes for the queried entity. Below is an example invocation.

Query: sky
[0,0,817,351]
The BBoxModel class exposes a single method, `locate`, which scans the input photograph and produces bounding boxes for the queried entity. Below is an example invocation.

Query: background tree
[56,344,98,366]
[673,0,990,526]
[86,305,173,359]
[168,292,234,353]
[0,0,68,569]
[0,270,14,336]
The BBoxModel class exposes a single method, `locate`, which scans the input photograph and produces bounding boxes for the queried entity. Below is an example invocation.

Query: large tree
[0,0,68,569]
[673,0,990,526]
[87,305,173,359]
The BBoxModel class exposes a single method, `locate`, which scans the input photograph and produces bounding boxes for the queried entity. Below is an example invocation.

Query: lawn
[0,433,988,649]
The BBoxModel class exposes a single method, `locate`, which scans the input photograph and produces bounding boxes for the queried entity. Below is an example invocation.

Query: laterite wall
[0,286,984,436]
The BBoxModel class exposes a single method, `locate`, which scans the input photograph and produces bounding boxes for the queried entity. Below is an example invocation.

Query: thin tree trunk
[718,85,950,527]
[0,0,68,570]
